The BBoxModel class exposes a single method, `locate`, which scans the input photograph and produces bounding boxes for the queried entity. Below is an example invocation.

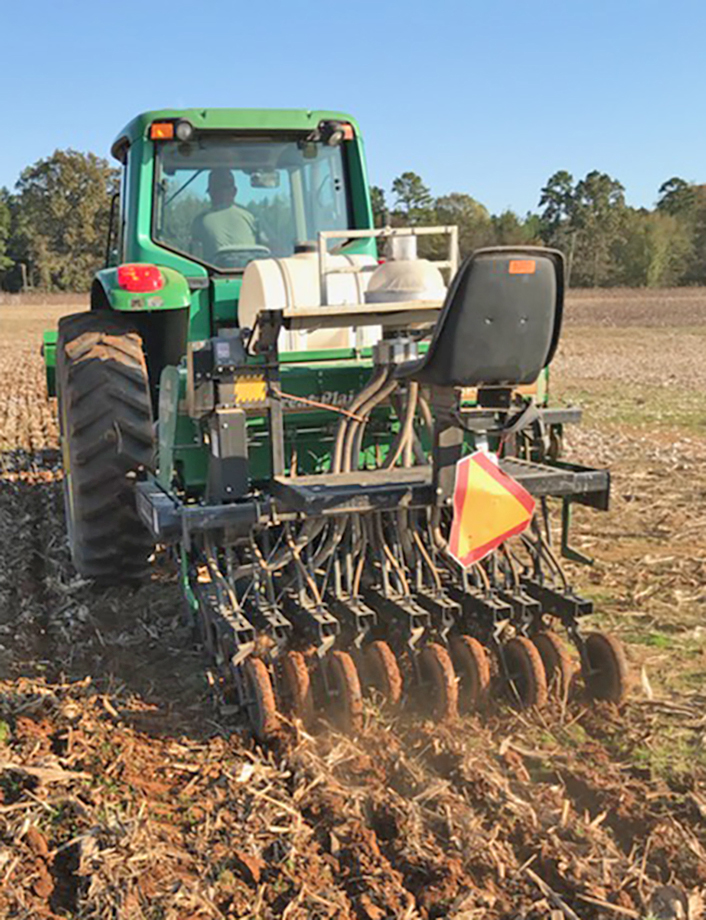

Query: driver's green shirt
[191,204,257,262]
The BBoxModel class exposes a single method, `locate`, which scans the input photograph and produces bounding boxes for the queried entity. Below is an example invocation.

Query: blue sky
[1,0,704,215]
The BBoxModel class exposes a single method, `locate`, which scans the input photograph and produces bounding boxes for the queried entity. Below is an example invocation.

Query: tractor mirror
[298,140,319,160]
[250,170,280,189]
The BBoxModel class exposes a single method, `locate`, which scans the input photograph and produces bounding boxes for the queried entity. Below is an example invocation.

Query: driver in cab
[191,168,259,264]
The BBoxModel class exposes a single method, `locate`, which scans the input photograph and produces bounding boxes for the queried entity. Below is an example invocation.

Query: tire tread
[57,311,155,582]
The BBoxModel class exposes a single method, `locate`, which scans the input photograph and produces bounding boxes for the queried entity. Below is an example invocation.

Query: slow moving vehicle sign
[448,451,536,567]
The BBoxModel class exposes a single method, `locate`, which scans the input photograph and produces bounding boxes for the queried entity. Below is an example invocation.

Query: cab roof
[111,108,360,162]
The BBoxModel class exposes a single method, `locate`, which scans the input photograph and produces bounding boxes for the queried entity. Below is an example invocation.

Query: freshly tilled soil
[0,296,704,920]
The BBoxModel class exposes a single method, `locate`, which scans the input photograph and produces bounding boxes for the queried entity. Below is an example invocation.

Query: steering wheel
[214,245,271,269]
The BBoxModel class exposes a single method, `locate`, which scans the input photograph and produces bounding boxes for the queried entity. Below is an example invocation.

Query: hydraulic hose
[374,512,410,596]
[522,531,569,590]
[500,542,520,590]
[413,528,443,592]
[418,393,434,439]
[382,382,419,470]
[311,515,348,569]
[352,522,368,597]
[284,524,323,606]
[411,432,428,465]
[238,518,326,580]
[391,392,425,467]
[344,373,398,472]
[332,366,388,473]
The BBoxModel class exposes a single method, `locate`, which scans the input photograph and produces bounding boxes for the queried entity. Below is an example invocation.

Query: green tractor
[44,108,627,738]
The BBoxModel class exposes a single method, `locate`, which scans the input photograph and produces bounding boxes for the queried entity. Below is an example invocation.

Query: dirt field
[1,290,705,920]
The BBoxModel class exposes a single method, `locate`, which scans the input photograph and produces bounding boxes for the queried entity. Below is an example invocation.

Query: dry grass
[0,292,88,308]
[0,291,705,919]
[564,287,706,327]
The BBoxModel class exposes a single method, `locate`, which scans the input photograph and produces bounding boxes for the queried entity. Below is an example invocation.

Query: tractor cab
[107,109,376,341]
[152,125,351,271]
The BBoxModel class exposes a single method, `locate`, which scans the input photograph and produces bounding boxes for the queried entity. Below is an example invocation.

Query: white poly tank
[239,250,380,352]
[364,259,447,303]
[365,235,447,304]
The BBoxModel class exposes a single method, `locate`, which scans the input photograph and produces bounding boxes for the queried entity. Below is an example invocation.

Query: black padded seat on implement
[398,246,565,388]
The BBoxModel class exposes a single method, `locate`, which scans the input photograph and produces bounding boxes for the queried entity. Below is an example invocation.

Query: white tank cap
[388,235,417,261]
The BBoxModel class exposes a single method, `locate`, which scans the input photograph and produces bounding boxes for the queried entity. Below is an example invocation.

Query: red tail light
[117,264,164,293]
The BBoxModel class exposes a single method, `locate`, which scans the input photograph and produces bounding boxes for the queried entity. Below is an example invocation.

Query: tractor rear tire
[57,311,155,583]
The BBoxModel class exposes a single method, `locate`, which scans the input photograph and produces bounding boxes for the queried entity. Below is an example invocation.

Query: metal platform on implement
[271,468,433,514]
[136,456,609,543]
[272,458,609,515]
[498,458,610,509]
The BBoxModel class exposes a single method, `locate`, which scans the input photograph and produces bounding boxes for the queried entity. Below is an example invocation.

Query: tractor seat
[397,246,565,388]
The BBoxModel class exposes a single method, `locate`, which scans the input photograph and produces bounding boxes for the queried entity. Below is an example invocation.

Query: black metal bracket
[282,594,340,657]
[190,575,256,670]
[361,587,430,656]
[520,576,593,622]
[561,498,594,565]
[326,594,378,649]
[245,594,293,650]
[413,589,460,644]
[495,587,542,632]
[444,583,514,636]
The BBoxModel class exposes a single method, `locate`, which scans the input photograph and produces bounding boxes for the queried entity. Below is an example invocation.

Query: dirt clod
[32,860,54,899]
[232,849,266,885]
[25,824,50,859]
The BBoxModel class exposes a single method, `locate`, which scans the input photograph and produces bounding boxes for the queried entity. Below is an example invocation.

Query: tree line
[374,171,706,287]
[1,148,705,291]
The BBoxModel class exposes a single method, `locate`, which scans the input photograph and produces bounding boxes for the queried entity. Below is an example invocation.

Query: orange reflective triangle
[448,451,535,567]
